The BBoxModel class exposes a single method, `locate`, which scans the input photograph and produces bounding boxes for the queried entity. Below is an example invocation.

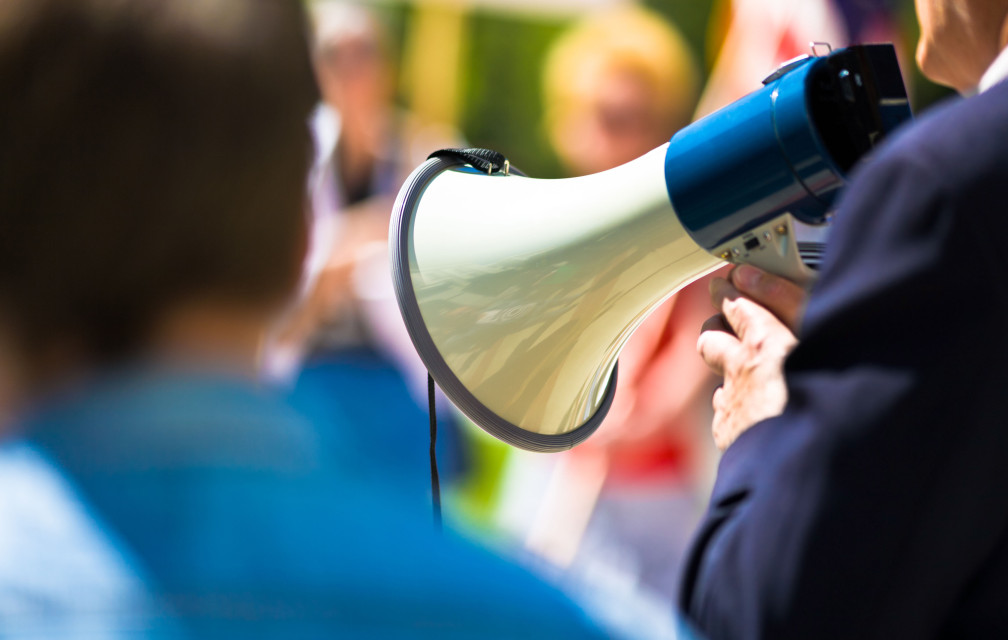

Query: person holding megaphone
[683,0,1008,637]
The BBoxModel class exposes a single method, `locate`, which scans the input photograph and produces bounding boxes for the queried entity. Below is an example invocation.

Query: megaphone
[390,44,911,452]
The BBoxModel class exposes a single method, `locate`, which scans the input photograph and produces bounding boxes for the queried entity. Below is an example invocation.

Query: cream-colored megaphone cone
[391,44,913,451]
[392,146,719,450]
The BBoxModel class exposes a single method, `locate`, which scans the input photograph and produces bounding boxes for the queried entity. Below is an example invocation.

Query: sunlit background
[0,0,958,635]
[360,0,949,179]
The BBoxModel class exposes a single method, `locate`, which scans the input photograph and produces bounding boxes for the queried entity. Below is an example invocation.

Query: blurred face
[554,68,670,176]
[914,0,1008,91]
[315,34,393,117]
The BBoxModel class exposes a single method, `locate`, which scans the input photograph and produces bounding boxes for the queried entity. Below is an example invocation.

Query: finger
[700,313,734,337]
[712,273,795,344]
[709,276,741,313]
[719,293,794,347]
[711,385,725,412]
[710,389,731,451]
[730,265,807,333]
[707,276,728,313]
[697,326,743,377]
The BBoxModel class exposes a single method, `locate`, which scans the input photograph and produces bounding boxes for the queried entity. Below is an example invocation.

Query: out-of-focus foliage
[645,0,719,70]
[461,13,568,178]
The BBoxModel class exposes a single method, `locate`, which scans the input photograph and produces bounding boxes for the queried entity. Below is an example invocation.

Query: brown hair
[0,0,319,361]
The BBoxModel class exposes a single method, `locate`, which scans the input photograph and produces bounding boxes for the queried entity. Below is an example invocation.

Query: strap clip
[428,147,511,176]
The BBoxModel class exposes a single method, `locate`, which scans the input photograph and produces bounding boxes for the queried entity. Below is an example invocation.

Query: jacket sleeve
[678,139,1008,639]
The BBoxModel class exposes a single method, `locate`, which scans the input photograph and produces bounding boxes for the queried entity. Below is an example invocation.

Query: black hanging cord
[421,147,512,531]
[428,373,442,531]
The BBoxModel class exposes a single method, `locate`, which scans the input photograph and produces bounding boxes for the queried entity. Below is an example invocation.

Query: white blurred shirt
[980,45,1008,93]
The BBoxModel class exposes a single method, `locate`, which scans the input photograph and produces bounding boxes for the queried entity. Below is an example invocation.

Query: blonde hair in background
[542,4,700,160]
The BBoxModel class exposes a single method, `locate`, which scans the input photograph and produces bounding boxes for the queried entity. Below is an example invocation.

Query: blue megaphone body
[667,43,912,277]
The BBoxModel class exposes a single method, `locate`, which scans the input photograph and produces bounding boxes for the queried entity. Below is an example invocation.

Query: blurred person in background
[0,0,640,636]
[698,0,904,116]
[268,0,467,498]
[494,4,721,612]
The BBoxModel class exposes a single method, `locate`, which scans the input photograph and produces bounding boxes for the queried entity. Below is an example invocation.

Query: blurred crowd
[0,0,921,637]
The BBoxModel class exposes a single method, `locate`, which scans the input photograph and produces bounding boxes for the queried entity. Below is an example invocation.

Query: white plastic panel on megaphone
[710,212,820,286]
[392,145,722,451]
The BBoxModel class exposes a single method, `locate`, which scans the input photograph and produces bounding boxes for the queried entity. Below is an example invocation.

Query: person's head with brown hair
[543,5,699,176]
[0,0,319,389]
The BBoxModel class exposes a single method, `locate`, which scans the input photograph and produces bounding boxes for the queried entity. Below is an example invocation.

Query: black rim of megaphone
[390,155,619,453]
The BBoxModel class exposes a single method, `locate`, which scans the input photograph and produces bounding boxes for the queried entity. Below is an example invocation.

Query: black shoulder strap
[428,147,509,175]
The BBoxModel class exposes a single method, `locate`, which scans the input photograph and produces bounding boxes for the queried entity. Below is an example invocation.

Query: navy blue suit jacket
[680,79,1008,638]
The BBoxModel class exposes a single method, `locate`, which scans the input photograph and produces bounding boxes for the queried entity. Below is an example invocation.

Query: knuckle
[697,337,714,365]
[711,386,725,410]
[723,299,748,333]
[724,355,742,378]
[738,357,760,378]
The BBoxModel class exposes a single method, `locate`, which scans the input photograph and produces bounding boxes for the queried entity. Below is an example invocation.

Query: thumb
[730,264,807,334]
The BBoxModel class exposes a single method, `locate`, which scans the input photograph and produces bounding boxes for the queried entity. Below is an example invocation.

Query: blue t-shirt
[0,442,158,637]
[11,367,613,639]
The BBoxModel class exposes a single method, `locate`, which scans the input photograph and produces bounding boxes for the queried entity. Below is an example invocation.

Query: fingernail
[733,264,761,291]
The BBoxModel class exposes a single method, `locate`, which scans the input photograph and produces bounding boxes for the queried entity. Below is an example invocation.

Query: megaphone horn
[390,44,912,452]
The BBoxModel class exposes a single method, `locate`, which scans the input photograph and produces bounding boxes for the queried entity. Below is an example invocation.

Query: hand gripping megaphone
[390,44,911,452]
